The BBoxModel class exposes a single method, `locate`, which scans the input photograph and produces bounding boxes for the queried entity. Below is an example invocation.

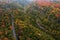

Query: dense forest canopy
[0,0,60,40]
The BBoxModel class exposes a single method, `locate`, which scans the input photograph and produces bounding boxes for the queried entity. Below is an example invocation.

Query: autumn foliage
[0,1,60,40]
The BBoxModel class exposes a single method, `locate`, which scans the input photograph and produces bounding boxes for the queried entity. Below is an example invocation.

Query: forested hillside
[0,1,60,40]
